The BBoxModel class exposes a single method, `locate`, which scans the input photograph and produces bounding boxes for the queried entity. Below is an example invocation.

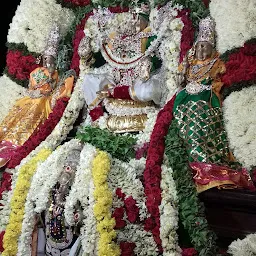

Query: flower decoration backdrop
[0,0,255,255]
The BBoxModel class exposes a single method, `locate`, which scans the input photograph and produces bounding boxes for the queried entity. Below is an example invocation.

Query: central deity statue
[78,6,168,133]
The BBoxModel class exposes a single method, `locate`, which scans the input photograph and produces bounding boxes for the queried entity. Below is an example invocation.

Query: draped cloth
[0,67,74,167]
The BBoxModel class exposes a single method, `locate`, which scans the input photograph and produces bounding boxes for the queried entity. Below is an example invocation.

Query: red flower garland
[143,95,176,252]
[63,0,90,6]
[120,242,136,256]
[0,231,5,252]
[221,42,256,87]
[142,9,195,251]
[177,9,195,63]
[0,172,12,201]
[113,188,139,255]
[6,50,39,82]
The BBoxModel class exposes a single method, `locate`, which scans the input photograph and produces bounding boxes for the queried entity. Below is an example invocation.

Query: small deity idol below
[33,148,83,256]
[0,24,75,167]
[173,16,255,193]
[79,7,166,133]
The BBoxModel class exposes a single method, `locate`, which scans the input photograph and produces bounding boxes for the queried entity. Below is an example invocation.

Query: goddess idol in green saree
[173,16,255,193]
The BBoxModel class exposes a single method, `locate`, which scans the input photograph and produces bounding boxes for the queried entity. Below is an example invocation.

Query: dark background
[1,1,21,75]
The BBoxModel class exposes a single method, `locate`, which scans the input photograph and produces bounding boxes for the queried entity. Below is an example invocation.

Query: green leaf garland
[164,121,220,256]
[76,126,137,161]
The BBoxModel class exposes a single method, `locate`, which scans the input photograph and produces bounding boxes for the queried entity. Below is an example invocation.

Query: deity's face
[195,41,213,61]
[43,55,56,74]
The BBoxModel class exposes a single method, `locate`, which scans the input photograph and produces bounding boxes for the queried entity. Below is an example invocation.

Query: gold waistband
[107,114,148,133]
[105,98,153,108]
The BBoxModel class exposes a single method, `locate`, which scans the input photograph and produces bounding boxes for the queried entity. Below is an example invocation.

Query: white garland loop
[7,0,75,54]
[222,85,256,169]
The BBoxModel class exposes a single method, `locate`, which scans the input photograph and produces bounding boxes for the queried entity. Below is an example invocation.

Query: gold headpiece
[196,16,215,46]
[43,23,60,58]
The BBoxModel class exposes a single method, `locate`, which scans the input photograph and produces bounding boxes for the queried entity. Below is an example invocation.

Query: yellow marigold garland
[92,150,120,256]
[2,148,52,256]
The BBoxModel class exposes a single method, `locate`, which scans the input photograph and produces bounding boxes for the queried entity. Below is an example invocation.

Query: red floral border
[6,50,39,84]
[63,0,90,6]
[177,9,195,63]
[221,42,256,87]
[143,96,176,252]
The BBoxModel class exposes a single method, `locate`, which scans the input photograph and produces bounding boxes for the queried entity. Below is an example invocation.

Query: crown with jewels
[196,16,215,46]
[43,23,60,58]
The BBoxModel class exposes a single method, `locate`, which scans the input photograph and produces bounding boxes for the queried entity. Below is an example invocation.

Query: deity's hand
[177,73,186,88]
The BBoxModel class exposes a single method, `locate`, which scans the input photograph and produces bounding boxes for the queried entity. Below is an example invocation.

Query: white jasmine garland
[17,139,82,256]
[117,224,158,256]
[79,177,98,254]
[64,143,97,226]
[0,75,27,122]
[134,109,159,146]
[210,0,256,53]
[0,166,21,232]
[109,158,148,220]
[7,0,75,54]
[159,18,183,102]
[222,86,256,169]
[65,143,98,254]
[160,160,181,255]
[228,234,256,256]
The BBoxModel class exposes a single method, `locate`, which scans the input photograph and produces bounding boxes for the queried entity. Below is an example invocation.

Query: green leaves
[76,126,137,162]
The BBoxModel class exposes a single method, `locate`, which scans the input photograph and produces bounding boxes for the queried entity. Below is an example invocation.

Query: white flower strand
[222,86,256,169]
[17,139,82,256]
[160,160,181,256]
[228,234,256,256]
[7,0,75,54]
[64,143,98,254]
[209,0,256,54]
[117,224,158,256]
[64,143,96,226]
[109,158,148,220]
[79,178,98,254]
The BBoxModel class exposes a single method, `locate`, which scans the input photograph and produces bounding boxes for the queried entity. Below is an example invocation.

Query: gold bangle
[129,84,139,101]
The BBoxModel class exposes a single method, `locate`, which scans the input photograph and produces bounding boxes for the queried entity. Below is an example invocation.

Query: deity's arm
[56,72,75,99]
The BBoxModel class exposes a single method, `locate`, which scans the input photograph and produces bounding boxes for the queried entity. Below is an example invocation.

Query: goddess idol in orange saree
[0,24,74,167]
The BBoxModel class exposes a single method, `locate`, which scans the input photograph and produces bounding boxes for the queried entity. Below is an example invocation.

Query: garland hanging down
[164,121,219,256]
[2,148,52,256]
